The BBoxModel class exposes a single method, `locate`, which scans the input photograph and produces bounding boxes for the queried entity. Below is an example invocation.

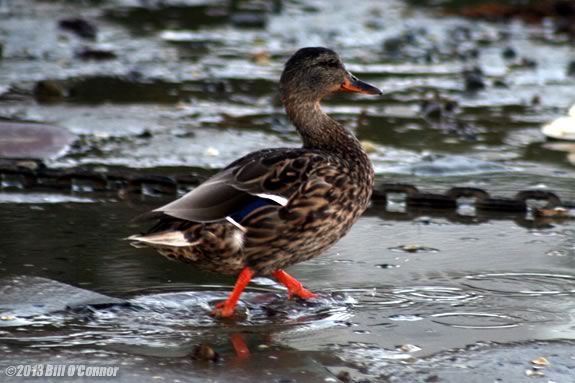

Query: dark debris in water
[462,66,485,93]
[33,80,67,103]
[75,47,118,61]
[389,244,440,253]
[58,17,98,40]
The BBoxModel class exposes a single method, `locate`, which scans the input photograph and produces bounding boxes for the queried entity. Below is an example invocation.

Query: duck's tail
[126,231,199,248]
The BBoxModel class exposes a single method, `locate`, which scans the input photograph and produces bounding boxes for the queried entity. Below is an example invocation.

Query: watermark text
[2,364,119,378]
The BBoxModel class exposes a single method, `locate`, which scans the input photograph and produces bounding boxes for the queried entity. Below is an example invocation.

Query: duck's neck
[284,100,364,158]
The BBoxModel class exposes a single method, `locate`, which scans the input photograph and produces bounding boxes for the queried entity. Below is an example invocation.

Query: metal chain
[1,159,574,220]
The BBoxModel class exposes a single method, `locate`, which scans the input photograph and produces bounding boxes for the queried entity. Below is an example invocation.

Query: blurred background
[0,0,574,174]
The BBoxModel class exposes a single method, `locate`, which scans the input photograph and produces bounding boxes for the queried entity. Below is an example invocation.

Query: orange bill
[340,72,382,95]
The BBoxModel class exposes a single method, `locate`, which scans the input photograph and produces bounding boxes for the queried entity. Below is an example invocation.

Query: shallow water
[1,0,575,382]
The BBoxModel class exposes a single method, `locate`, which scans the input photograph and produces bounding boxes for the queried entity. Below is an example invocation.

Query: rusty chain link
[1,160,574,222]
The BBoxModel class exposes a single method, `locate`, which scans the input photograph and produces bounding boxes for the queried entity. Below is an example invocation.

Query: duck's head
[280,47,382,104]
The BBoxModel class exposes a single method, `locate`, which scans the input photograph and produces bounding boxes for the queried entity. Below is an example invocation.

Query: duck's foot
[211,301,237,318]
[210,267,254,319]
[272,269,317,300]
[210,301,247,319]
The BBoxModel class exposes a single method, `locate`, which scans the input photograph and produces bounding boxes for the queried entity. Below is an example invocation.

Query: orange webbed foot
[211,301,237,318]
[291,287,316,300]
[272,269,316,300]
[211,267,254,319]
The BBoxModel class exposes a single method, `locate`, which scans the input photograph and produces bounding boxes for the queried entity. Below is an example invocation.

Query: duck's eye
[318,60,340,69]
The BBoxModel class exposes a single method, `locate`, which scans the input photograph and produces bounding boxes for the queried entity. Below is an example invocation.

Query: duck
[128,47,382,318]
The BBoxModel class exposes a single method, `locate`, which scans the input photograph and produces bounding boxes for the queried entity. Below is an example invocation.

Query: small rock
[336,370,352,383]
[190,343,219,362]
[493,79,508,88]
[403,244,422,252]
[531,356,550,366]
[510,57,537,69]
[376,264,398,269]
[383,36,404,56]
[34,80,66,102]
[137,130,153,139]
[76,48,117,61]
[463,67,485,92]
[58,18,97,40]
[399,344,422,353]
[502,47,517,60]
[568,61,575,77]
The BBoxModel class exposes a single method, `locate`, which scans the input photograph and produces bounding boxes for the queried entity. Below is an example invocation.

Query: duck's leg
[272,269,316,300]
[212,267,254,318]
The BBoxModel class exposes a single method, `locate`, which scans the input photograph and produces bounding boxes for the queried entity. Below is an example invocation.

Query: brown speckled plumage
[128,47,381,317]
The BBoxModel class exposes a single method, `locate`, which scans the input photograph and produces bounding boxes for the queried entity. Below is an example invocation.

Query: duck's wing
[153,148,321,223]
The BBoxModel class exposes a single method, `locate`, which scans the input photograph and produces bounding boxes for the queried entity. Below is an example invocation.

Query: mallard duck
[129,47,381,317]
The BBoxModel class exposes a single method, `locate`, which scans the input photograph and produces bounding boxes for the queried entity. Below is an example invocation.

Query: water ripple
[392,286,479,303]
[462,273,575,296]
[430,312,521,329]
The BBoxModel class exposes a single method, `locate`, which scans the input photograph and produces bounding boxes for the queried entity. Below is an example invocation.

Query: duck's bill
[340,73,382,95]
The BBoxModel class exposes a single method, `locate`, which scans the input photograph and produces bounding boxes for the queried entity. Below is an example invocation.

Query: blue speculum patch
[229,196,278,222]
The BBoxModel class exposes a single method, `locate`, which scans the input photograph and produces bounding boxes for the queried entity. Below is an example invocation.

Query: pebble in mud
[190,343,219,362]
[336,371,352,383]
